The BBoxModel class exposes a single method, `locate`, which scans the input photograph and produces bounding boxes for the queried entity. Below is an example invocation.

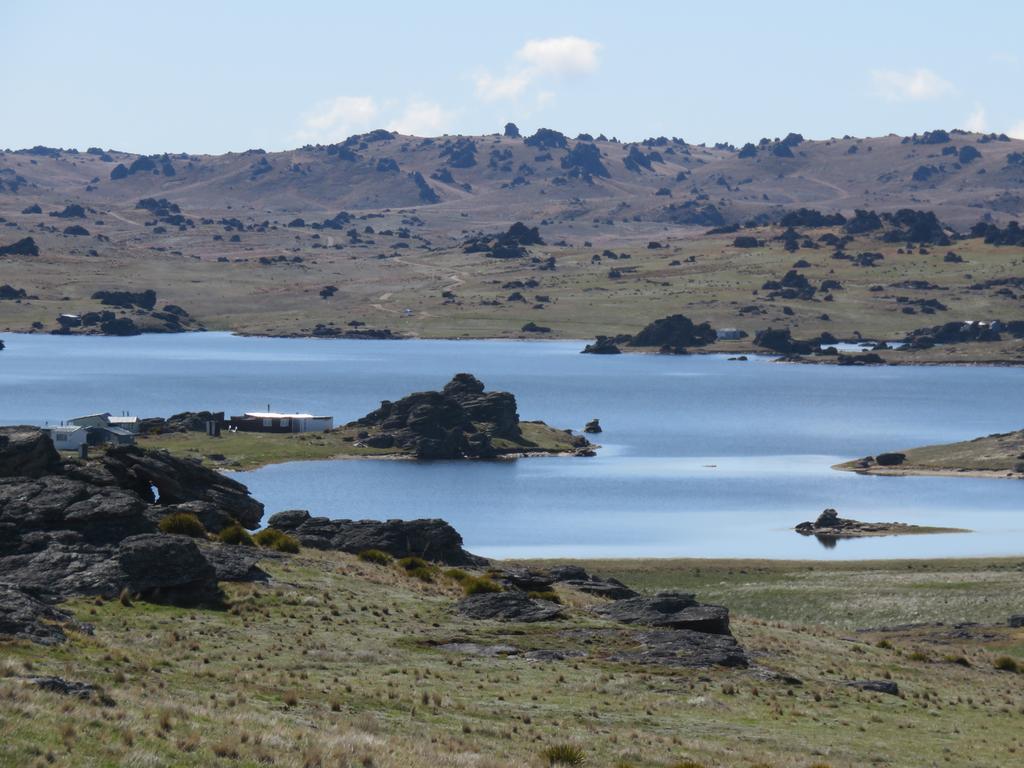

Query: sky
[5,0,1024,155]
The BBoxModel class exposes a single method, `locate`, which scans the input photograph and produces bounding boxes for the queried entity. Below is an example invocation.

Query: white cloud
[871,68,954,102]
[1009,121,1024,140]
[517,36,600,76]
[386,101,452,136]
[474,36,600,103]
[294,96,378,144]
[965,105,987,133]
[474,71,532,102]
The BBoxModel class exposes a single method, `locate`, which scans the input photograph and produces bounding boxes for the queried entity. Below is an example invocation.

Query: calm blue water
[1,332,1022,559]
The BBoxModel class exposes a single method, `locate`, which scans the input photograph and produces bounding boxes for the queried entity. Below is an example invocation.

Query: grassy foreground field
[129,421,583,470]
[3,553,1024,768]
[834,429,1024,479]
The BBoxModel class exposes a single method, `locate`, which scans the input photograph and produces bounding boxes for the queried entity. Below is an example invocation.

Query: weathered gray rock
[0,426,60,478]
[548,565,637,600]
[25,676,104,700]
[456,591,564,622]
[266,510,485,565]
[0,584,92,645]
[593,591,731,634]
[98,446,263,528]
[846,680,900,696]
[613,629,748,668]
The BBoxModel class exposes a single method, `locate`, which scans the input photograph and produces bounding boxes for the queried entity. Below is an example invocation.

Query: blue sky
[5,0,1024,154]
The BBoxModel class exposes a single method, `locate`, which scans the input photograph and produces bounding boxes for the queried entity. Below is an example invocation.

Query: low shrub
[253,528,300,553]
[397,556,436,582]
[541,744,585,766]
[158,512,207,538]
[218,524,255,547]
[462,576,502,596]
[358,549,393,565]
[444,568,470,583]
[993,655,1020,673]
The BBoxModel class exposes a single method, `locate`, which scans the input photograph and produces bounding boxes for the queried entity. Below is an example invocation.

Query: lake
[1,332,1021,560]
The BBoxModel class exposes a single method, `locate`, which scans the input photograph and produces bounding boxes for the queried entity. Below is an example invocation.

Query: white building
[228,412,334,433]
[44,425,88,451]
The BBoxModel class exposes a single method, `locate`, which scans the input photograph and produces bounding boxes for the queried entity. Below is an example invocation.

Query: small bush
[444,568,470,583]
[158,512,207,538]
[876,639,892,650]
[993,656,1020,673]
[462,576,502,596]
[218,524,255,547]
[528,590,562,603]
[397,556,436,583]
[907,650,930,662]
[541,744,585,766]
[358,549,393,565]
[253,528,300,553]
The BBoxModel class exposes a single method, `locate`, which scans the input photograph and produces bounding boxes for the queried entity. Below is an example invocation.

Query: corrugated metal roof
[244,412,316,419]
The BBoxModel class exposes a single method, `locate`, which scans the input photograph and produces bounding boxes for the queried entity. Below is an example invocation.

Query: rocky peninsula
[136,373,593,468]
[795,508,966,540]
[835,429,1024,479]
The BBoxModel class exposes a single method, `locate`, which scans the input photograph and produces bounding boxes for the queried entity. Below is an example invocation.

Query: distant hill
[2,128,1023,230]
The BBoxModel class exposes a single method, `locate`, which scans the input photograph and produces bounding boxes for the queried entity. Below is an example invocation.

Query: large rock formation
[0,427,270,643]
[266,510,484,565]
[627,314,716,352]
[351,373,529,459]
[456,591,564,622]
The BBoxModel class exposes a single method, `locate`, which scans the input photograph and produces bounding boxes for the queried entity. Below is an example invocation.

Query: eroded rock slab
[267,510,485,565]
[593,591,731,634]
[456,591,564,622]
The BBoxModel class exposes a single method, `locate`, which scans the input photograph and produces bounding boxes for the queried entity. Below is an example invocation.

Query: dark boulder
[457,591,564,622]
[628,314,716,349]
[0,426,61,478]
[561,142,609,179]
[753,327,814,355]
[581,336,622,354]
[875,452,906,466]
[91,289,157,309]
[266,510,485,565]
[503,122,520,138]
[0,237,40,257]
[593,591,731,634]
[523,128,567,150]
[583,419,602,434]
[610,629,748,668]
[846,680,900,696]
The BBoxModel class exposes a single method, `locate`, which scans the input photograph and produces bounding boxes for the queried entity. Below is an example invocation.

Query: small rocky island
[795,508,966,541]
[348,372,588,459]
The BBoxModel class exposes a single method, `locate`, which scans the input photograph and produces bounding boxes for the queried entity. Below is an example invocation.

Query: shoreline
[4,329,1024,368]
[833,462,1024,481]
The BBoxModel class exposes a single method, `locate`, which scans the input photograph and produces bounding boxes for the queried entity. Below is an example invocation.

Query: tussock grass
[217,524,255,547]
[157,512,207,538]
[252,527,300,553]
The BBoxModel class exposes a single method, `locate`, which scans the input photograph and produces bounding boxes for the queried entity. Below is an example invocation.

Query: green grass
[135,419,582,471]
[836,429,1024,476]
[3,551,1024,767]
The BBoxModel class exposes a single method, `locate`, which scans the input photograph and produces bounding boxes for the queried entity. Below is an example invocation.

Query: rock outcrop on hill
[0,427,270,643]
[266,510,485,565]
[350,373,572,460]
[628,314,717,352]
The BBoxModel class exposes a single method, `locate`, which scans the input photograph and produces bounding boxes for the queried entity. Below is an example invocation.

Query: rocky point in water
[795,508,963,540]
[350,372,589,459]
